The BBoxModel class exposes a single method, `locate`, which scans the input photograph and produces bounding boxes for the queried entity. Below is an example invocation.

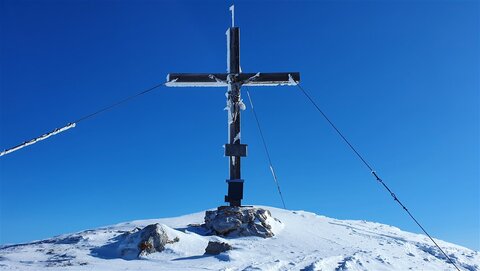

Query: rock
[204,241,232,255]
[117,223,168,259]
[204,206,278,238]
[166,236,180,244]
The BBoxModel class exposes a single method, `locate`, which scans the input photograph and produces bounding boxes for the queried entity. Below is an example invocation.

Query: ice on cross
[165,15,300,207]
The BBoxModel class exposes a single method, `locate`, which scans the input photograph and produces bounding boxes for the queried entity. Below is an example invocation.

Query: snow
[0,206,478,271]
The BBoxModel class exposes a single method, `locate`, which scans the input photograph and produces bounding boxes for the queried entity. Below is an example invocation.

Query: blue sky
[1,1,478,250]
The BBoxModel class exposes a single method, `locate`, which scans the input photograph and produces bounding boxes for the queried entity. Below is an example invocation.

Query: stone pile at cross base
[202,206,279,238]
[91,207,280,260]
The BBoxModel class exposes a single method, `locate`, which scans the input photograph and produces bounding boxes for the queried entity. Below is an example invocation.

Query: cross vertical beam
[225,27,245,206]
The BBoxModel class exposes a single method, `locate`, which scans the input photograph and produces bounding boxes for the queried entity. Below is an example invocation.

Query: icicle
[225,93,234,125]
[238,99,246,111]
[288,74,298,85]
[209,74,226,84]
[234,132,241,143]
[0,123,76,157]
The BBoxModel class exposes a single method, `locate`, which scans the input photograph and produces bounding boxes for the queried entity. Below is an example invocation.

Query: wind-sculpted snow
[0,206,478,270]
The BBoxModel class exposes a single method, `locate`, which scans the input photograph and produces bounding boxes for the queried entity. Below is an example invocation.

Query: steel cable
[1,82,165,157]
[294,82,461,271]
[246,88,287,209]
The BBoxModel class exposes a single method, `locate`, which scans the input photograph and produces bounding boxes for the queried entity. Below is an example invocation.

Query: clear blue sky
[1,1,478,250]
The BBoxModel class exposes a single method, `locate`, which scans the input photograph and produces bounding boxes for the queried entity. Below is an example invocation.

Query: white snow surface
[0,206,478,271]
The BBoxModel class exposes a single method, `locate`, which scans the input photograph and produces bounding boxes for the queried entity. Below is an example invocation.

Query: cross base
[203,206,278,238]
[225,179,244,207]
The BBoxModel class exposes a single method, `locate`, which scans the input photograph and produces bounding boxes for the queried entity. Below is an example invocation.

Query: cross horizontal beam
[166,72,300,87]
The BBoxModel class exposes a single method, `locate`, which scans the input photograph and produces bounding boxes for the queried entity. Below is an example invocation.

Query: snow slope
[0,206,478,271]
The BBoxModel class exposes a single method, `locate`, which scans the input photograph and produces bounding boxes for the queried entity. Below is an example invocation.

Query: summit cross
[166,6,300,207]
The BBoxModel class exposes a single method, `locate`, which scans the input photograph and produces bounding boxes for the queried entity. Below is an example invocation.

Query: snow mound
[90,223,178,260]
[0,206,478,271]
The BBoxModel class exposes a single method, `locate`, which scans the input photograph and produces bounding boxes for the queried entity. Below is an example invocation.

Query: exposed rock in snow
[118,223,169,259]
[204,241,232,255]
[89,223,175,260]
[203,206,281,238]
[0,206,478,271]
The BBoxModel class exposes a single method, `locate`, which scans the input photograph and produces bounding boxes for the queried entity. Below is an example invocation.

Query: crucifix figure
[166,6,300,207]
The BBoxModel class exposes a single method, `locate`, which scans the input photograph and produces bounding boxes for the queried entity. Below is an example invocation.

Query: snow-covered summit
[0,206,478,270]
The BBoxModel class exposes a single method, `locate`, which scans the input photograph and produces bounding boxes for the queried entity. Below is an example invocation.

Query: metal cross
[166,6,300,207]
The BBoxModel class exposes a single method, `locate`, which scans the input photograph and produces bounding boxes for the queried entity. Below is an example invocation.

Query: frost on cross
[165,10,299,207]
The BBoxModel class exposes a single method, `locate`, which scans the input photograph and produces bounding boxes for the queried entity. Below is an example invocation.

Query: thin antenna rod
[229,5,235,27]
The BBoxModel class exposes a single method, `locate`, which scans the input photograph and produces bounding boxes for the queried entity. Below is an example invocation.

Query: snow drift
[0,206,478,271]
